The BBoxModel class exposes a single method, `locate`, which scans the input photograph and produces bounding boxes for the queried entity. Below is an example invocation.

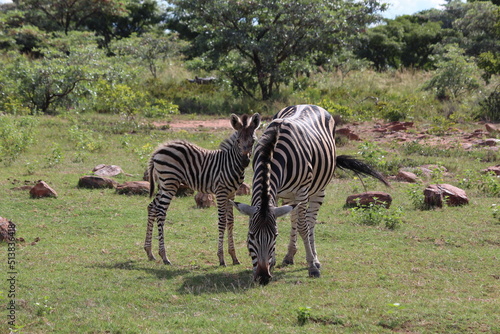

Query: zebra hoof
[308,268,321,278]
[233,260,241,265]
[163,259,171,265]
[148,256,156,261]
[219,261,227,267]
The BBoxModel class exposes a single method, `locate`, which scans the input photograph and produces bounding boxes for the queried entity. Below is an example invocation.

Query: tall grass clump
[0,115,38,165]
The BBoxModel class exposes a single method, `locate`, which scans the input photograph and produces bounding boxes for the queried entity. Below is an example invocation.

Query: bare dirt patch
[155,118,499,151]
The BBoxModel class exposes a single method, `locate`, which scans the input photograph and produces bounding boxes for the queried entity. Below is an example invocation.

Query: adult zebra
[233,105,389,284]
[145,113,261,266]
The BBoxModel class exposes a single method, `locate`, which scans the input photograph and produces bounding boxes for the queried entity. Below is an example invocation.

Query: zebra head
[233,202,294,285]
[230,113,261,164]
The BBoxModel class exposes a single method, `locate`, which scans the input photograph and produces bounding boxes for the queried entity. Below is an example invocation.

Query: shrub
[0,115,38,165]
[423,44,481,101]
[477,88,500,122]
[349,201,403,230]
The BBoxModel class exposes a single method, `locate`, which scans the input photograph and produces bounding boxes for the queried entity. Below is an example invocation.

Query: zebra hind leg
[157,212,171,265]
[144,201,158,261]
[155,190,176,265]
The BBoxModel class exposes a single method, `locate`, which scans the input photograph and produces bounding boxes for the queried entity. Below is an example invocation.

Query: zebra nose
[255,262,272,285]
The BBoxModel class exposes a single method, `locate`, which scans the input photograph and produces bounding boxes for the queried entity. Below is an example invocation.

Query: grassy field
[1,113,499,333]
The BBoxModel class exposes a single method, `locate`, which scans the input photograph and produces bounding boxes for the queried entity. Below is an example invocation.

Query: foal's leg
[144,197,159,261]
[225,193,240,265]
[216,191,240,266]
[156,187,178,265]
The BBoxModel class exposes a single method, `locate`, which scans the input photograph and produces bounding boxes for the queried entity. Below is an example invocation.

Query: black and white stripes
[145,113,261,266]
[234,105,388,284]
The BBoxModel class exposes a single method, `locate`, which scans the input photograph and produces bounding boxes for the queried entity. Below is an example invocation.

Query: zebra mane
[219,131,238,151]
[255,122,280,213]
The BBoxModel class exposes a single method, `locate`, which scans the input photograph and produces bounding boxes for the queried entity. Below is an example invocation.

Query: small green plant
[0,116,38,165]
[492,204,500,224]
[350,201,403,230]
[68,125,104,153]
[35,296,54,317]
[378,303,407,330]
[406,184,430,210]
[296,306,311,326]
[459,170,500,197]
[44,144,64,168]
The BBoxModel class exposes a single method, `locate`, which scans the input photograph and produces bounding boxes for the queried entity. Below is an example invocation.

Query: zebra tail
[148,158,156,198]
[336,155,390,187]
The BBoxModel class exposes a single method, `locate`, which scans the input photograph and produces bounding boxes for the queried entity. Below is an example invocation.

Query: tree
[112,33,180,78]
[168,0,386,100]
[357,15,442,70]
[423,44,481,101]
[16,0,127,35]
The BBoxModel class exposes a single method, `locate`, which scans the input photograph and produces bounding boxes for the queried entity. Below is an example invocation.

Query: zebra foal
[233,105,389,284]
[145,113,261,266]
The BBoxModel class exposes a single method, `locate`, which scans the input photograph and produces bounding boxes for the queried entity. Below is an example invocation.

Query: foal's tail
[148,158,156,198]
[336,155,390,187]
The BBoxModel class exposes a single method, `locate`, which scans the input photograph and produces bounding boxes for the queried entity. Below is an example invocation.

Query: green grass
[1,114,499,333]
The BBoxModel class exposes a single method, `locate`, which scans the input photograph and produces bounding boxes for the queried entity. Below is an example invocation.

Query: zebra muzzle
[255,261,272,285]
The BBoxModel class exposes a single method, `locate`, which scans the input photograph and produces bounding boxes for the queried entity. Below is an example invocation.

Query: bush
[423,44,481,101]
[477,88,500,122]
[0,115,38,165]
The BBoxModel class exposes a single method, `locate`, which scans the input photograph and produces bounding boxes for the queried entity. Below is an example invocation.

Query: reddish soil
[160,118,499,151]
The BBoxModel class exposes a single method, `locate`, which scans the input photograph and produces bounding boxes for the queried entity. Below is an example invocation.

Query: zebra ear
[231,201,256,216]
[273,205,294,218]
[251,113,261,129]
[230,114,243,131]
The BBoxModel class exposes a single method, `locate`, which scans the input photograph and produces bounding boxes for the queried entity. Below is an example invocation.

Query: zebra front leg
[216,197,228,266]
[282,206,299,266]
[144,202,157,261]
[226,198,240,265]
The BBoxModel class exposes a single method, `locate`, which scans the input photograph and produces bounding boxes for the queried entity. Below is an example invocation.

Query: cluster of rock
[336,121,500,150]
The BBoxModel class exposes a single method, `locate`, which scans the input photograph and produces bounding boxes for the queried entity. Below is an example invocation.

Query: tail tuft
[336,155,390,187]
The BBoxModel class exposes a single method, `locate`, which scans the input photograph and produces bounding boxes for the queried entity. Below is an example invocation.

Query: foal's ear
[230,114,243,131]
[231,200,256,216]
[250,113,261,130]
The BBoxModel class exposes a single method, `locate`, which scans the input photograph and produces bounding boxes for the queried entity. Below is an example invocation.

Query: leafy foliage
[422,44,481,100]
[168,0,386,100]
[0,115,38,165]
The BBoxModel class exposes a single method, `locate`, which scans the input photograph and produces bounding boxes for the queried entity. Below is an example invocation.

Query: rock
[485,123,499,134]
[116,181,150,195]
[345,191,392,208]
[396,171,421,183]
[484,139,500,147]
[481,165,500,175]
[30,181,57,198]
[236,183,251,196]
[78,176,117,189]
[0,217,15,242]
[176,183,195,197]
[424,184,469,208]
[195,192,216,208]
[93,164,123,177]
[336,128,361,141]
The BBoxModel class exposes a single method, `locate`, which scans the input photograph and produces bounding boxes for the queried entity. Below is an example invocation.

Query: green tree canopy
[168,0,386,100]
